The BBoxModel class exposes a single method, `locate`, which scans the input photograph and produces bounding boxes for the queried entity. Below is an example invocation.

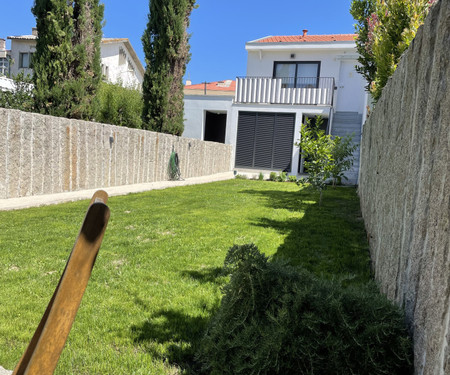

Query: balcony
[235,76,335,106]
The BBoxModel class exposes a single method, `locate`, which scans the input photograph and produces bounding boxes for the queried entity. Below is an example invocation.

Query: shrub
[96,82,143,128]
[288,175,297,183]
[258,172,264,181]
[198,244,413,375]
[234,174,248,180]
[0,73,34,112]
[269,172,277,181]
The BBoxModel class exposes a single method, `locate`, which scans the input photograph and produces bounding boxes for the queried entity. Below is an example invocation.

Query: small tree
[296,116,357,205]
[330,135,358,186]
[142,0,196,135]
[296,117,334,205]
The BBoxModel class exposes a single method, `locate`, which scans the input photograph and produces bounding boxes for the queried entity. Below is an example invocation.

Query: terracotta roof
[255,34,356,43]
[185,80,236,92]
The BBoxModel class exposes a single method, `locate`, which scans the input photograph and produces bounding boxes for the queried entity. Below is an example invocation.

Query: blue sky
[0,0,356,84]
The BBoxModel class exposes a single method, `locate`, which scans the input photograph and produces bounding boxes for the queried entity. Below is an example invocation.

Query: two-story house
[183,30,368,184]
[4,28,144,89]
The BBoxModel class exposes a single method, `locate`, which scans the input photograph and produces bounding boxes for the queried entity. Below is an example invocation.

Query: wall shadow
[241,187,371,285]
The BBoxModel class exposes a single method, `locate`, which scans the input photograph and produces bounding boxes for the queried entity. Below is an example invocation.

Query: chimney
[0,39,5,51]
[32,27,38,37]
[302,29,308,37]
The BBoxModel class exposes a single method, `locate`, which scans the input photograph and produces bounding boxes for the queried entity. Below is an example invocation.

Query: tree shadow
[241,187,371,285]
[131,308,213,374]
[180,266,225,285]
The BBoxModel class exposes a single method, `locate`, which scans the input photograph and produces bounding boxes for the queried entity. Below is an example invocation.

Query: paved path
[0,366,12,375]
[0,172,234,211]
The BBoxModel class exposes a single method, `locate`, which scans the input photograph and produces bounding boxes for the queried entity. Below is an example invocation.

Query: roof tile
[256,34,356,43]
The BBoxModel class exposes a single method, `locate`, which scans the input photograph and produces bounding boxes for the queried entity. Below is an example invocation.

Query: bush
[0,73,34,112]
[288,175,297,183]
[269,172,277,181]
[96,81,143,128]
[198,244,413,375]
[258,172,264,181]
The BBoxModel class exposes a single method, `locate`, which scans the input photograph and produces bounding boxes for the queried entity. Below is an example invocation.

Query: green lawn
[0,180,370,374]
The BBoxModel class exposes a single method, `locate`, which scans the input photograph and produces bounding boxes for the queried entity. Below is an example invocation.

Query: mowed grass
[0,180,370,374]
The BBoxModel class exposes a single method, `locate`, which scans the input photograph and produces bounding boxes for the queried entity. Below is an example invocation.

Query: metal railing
[235,76,335,106]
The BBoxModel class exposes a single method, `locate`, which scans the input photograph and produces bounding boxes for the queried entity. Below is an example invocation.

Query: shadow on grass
[131,268,224,374]
[180,267,225,285]
[131,309,209,373]
[241,187,371,285]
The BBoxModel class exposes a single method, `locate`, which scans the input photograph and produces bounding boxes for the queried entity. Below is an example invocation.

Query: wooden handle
[13,190,110,375]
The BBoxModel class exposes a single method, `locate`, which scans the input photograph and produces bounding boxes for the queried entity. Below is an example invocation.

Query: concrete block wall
[0,109,233,199]
[358,0,449,373]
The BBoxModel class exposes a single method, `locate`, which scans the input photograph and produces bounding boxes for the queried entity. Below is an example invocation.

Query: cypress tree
[32,0,103,119]
[142,0,196,135]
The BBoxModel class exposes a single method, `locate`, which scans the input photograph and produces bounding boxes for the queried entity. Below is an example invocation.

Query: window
[273,62,320,88]
[0,57,9,76]
[19,52,34,69]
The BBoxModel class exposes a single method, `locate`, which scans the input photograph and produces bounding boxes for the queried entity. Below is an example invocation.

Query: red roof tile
[255,34,356,43]
[185,80,236,91]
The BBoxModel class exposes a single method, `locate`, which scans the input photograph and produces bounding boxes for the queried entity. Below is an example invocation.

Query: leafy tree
[32,0,104,119]
[142,0,196,135]
[350,0,436,101]
[330,135,358,186]
[350,0,377,92]
[296,116,357,205]
[296,117,334,205]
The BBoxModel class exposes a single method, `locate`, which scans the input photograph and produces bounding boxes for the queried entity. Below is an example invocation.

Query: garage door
[235,112,295,171]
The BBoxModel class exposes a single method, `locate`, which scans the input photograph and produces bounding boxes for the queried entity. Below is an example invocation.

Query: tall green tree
[350,0,435,101]
[142,0,196,135]
[32,0,103,119]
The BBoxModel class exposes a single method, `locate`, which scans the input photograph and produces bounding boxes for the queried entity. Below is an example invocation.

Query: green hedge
[96,81,143,128]
[198,244,413,375]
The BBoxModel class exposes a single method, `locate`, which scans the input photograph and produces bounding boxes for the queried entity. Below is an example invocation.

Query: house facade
[3,28,144,89]
[183,30,368,184]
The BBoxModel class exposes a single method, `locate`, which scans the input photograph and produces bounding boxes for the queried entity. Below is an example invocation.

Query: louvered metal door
[235,112,295,171]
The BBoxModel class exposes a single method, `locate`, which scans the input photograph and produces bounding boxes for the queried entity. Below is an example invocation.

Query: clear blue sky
[0,0,356,84]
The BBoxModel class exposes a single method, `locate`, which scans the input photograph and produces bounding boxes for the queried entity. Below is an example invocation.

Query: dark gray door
[235,112,295,171]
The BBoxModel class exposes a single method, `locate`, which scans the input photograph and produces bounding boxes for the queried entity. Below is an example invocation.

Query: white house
[4,28,144,89]
[183,30,368,184]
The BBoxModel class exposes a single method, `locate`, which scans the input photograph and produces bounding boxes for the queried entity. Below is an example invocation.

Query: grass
[0,180,370,374]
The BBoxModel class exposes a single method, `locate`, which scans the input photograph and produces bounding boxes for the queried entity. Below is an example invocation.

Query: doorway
[204,111,227,143]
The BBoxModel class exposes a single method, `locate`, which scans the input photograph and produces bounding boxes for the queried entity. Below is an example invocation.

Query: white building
[4,28,144,89]
[183,30,368,184]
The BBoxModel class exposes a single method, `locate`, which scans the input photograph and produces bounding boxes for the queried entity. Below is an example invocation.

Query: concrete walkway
[0,171,234,211]
[0,366,11,375]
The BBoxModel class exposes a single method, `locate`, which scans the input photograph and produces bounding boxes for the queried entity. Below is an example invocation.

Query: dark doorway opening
[204,111,226,143]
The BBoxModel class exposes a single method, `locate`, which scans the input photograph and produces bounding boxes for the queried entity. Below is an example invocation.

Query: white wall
[100,42,143,89]
[9,39,35,78]
[183,95,234,141]
[245,48,366,115]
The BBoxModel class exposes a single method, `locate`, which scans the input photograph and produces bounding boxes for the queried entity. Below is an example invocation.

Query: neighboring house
[184,80,235,143]
[4,28,144,89]
[183,30,368,184]
[0,38,11,76]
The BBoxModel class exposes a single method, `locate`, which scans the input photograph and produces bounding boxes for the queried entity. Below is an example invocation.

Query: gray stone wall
[358,0,449,373]
[0,109,233,199]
